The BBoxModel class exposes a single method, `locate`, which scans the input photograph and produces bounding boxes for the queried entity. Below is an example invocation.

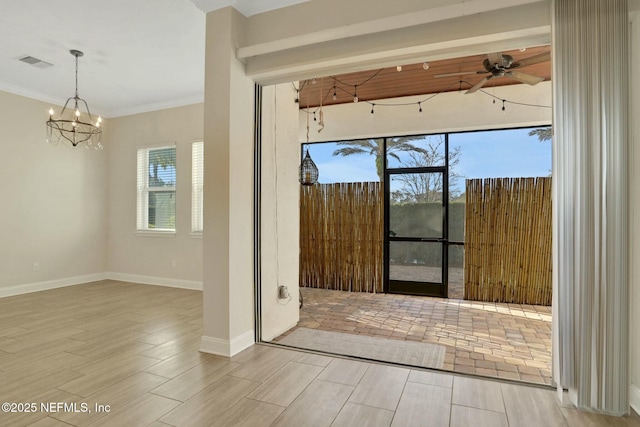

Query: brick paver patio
[276,287,552,386]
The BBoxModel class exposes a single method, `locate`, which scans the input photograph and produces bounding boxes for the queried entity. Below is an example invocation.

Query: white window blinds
[191,141,204,233]
[136,146,177,231]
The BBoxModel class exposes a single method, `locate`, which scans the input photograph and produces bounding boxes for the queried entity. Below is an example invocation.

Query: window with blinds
[191,141,204,233]
[136,146,177,232]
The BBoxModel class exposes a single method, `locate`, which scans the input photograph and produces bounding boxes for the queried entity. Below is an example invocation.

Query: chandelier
[46,50,103,150]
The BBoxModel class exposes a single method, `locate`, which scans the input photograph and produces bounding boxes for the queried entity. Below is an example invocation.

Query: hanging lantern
[299,150,319,186]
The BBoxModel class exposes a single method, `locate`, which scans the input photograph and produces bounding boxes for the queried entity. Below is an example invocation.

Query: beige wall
[0,90,107,295]
[0,90,204,294]
[106,104,204,288]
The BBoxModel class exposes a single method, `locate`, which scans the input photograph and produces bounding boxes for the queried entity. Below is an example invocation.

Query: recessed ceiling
[299,45,551,109]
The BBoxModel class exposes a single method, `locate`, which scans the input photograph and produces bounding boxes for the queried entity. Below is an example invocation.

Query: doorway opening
[271,125,553,385]
[259,49,553,386]
[385,135,450,298]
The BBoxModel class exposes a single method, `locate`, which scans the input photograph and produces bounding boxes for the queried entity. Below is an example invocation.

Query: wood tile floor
[0,280,638,426]
[283,288,553,385]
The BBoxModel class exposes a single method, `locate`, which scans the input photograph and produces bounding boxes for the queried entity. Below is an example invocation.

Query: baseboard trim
[230,330,256,355]
[631,384,640,415]
[200,330,255,357]
[105,272,202,291]
[0,272,203,298]
[0,273,108,298]
[200,335,232,357]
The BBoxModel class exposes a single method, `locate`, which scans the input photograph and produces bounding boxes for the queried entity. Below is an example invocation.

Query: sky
[303,127,551,194]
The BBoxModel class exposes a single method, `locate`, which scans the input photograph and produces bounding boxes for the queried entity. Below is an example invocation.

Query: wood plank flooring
[0,280,638,426]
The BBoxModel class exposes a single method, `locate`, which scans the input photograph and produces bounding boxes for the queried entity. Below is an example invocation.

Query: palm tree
[149,147,176,186]
[528,126,552,142]
[332,137,426,181]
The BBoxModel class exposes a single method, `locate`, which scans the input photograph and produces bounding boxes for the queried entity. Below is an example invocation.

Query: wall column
[200,7,256,357]
[552,0,629,415]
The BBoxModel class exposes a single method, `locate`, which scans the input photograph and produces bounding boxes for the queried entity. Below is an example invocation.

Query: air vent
[18,55,53,69]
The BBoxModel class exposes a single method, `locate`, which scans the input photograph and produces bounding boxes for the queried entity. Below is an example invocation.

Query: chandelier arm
[76,97,97,121]
[59,97,76,116]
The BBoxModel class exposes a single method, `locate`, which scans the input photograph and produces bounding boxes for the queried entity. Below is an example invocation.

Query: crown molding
[103,94,204,118]
[189,0,310,17]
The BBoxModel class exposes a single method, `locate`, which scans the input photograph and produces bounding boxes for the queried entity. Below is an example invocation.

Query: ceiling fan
[436,51,551,94]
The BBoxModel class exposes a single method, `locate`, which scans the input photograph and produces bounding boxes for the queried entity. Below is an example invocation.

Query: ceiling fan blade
[511,51,551,68]
[486,52,503,67]
[507,71,545,85]
[435,70,485,78]
[466,76,492,94]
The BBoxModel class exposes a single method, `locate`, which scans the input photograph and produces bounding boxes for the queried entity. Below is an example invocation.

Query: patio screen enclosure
[299,128,552,303]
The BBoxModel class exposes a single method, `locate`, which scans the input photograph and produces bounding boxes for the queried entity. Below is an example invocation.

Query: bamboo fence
[299,182,383,293]
[464,177,552,305]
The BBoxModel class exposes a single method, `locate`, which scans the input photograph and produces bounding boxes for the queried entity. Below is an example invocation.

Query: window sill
[135,230,176,238]
[190,231,203,239]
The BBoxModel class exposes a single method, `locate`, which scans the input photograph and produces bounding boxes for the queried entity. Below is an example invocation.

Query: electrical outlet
[33,262,40,272]
[278,285,289,299]
[171,259,177,268]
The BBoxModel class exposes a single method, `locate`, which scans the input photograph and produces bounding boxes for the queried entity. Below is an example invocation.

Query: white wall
[630,10,640,416]
[0,90,107,296]
[260,84,300,341]
[300,81,551,141]
[106,104,204,289]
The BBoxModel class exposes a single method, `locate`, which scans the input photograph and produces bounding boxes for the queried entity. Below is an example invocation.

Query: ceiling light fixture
[300,101,319,186]
[396,65,402,72]
[299,149,319,185]
[423,62,430,70]
[46,50,103,150]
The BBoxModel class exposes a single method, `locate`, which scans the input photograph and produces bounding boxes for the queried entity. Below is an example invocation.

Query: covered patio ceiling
[299,45,551,109]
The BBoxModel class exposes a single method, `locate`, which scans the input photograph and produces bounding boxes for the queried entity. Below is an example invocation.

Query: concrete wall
[0,90,107,296]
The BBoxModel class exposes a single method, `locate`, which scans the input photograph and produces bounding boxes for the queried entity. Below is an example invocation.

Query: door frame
[383,135,451,297]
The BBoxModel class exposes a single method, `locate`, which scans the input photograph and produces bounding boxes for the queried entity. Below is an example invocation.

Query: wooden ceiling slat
[299,46,551,108]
